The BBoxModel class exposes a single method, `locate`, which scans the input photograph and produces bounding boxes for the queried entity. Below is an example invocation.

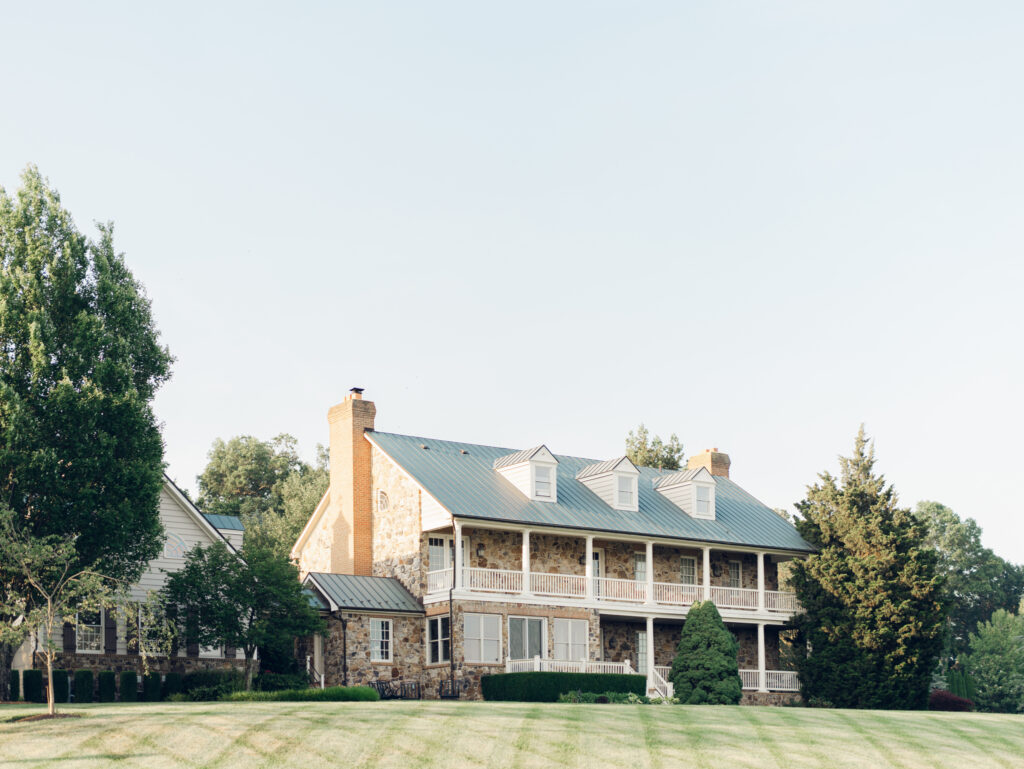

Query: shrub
[930,689,973,712]
[480,672,646,703]
[255,672,310,692]
[142,672,162,701]
[964,610,1024,713]
[51,670,70,703]
[98,671,116,703]
[669,601,742,705]
[181,670,244,701]
[74,670,94,703]
[557,690,651,704]
[163,672,183,699]
[185,685,228,702]
[120,671,138,702]
[23,669,43,703]
[224,686,379,702]
[9,669,19,701]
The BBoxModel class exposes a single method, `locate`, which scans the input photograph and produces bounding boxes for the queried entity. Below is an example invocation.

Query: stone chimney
[327,388,376,575]
[687,447,731,478]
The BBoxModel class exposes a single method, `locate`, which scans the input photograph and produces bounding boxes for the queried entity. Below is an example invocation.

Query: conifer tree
[790,427,945,709]
[669,600,742,704]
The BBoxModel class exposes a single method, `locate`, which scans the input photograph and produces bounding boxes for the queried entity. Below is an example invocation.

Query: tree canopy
[625,424,684,470]
[963,609,1024,714]
[790,427,945,710]
[668,600,742,704]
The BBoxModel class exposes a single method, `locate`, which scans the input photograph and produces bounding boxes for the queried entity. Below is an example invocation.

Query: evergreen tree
[625,424,684,470]
[963,610,1024,713]
[790,427,945,709]
[669,601,742,704]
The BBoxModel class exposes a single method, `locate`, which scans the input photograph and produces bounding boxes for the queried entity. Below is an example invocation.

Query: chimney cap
[350,387,365,395]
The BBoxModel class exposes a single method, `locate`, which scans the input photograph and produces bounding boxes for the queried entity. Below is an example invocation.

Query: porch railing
[739,669,760,690]
[530,572,585,599]
[708,586,759,609]
[739,669,800,692]
[654,665,671,679]
[427,568,452,594]
[464,567,522,594]
[648,665,674,699]
[653,582,704,606]
[595,576,647,602]
[506,656,634,675]
[766,590,800,612]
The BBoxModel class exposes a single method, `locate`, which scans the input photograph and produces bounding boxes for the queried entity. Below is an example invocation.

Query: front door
[592,547,605,596]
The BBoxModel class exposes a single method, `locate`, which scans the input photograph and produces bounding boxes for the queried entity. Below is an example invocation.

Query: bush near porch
[481,672,645,702]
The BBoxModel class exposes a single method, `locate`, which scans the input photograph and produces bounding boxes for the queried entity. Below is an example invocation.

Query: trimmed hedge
[23,669,43,703]
[52,670,70,703]
[255,672,310,692]
[120,671,138,702]
[225,686,380,702]
[163,672,183,699]
[98,671,117,702]
[142,672,162,702]
[481,672,646,703]
[74,670,94,703]
[930,689,974,712]
[9,669,19,702]
[182,669,243,693]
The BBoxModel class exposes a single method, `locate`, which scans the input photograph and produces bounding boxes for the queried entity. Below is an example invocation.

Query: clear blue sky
[3,2,1022,562]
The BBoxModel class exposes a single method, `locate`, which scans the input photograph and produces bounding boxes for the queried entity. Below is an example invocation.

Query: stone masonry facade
[370,444,425,597]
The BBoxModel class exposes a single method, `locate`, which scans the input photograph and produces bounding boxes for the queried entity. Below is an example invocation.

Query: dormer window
[654,467,716,520]
[577,456,640,512]
[617,474,635,508]
[535,465,553,498]
[696,485,711,516]
[494,445,559,503]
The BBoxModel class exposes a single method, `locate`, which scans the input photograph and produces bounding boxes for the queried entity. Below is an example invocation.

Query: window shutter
[104,610,117,654]
[63,620,76,653]
[224,644,236,659]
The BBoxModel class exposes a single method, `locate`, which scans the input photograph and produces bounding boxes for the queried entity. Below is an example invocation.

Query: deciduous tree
[963,610,1024,713]
[625,424,684,470]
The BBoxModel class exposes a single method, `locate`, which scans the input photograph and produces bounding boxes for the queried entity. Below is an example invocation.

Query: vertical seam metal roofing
[367,431,814,553]
[306,572,424,613]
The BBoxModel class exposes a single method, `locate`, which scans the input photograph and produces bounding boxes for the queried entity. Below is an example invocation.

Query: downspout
[340,613,349,687]
[449,514,457,692]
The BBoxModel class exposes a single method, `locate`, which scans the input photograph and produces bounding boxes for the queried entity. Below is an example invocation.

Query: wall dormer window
[534,466,553,499]
[696,485,711,516]
[577,456,640,512]
[654,468,716,519]
[494,446,559,502]
[617,475,635,508]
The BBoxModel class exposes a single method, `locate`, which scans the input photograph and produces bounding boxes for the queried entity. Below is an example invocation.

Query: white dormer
[654,467,716,519]
[493,445,559,502]
[576,456,640,512]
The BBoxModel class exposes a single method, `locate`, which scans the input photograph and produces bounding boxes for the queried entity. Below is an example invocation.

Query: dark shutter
[186,639,199,657]
[224,644,236,659]
[126,605,139,656]
[185,609,199,657]
[104,610,117,654]
[63,621,76,653]
[166,604,179,657]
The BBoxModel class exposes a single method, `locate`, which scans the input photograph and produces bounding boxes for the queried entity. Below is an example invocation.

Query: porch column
[645,541,655,604]
[757,551,766,612]
[522,529,531,594]
[585,535,594,600]
[757,622,767,692]
[646,615,655,681]
[702,546,711,601]
[454,519,463,590]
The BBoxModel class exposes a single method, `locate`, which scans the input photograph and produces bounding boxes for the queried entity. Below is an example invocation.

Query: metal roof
[368,431,814,553]
[576,456,636,480]
[493,445,553,470]
[203,513,244,531]
[305,572,424,614]
[654,468,705,488]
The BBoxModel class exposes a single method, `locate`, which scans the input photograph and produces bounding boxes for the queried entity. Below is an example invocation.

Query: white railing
[648,666,673,699]
[426,568,453,594]
[306,655,325,690]
[766,590,801,613]
[505,656,634,675]
[654,665,671,679]
[739,669,760,690]
[530,572,586,598]
[653,582,704,606]
[709,586,759,609]
[463,567,522,594]
[595,577,648,603]
[766,670,800,692]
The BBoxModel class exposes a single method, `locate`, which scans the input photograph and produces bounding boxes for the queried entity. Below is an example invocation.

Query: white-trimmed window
[680,556,697,585]
[427,616,450,664]
[464,613,501,664]
[427,535,469,572]
[637,630,648,674]
[553,619,588,662]
[728,560,742,589]
[370,618,392,662]
[508,616,544,660]
[163,532,188,560]
[616,474,635,508]
[199,644,223,658]
[377,490,390,512]
[633,552,646,583]
[696,485,712,517]
[534,465,553,499]
[76,610,102,653]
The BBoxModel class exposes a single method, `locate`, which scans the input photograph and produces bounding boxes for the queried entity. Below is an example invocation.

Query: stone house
[293,390,814,703]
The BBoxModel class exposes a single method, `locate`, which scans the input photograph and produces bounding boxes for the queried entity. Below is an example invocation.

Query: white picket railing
[595,577,648,603]
[766,670,800,692]
[530,572,586,598]
[505,656,634,675]
[654,665,671,679]
[463,567,522,594]
[426,568,452,594]
[766,590,800,612]
[739,669,760,690]
[653,582,704,606]
[708,586,760,609]
[648,665,674,699]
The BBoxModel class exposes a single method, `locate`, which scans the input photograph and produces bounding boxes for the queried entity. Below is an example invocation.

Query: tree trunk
[46,652,55,716]
[244,651,256,691]
[0,641,13,702]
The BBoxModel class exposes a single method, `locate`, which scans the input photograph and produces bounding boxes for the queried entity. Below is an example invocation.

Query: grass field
[2,700,1023,769]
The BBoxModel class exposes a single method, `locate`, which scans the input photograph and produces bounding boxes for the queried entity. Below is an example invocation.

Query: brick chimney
[327,388,376,575]
[687,448,731,478]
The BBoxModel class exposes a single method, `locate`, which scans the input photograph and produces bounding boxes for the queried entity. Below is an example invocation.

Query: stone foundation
[741,691,801,706]
[37,652,244,675]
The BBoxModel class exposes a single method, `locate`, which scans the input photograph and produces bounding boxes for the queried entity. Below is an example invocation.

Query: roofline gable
[290,489,331,560]
[162,474,239,553]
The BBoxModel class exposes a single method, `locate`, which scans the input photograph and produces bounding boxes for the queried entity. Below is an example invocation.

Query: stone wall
[370,445,425,597]
[465,528,521,571]
[600,620,681,670]
[321,612,424,688]
[730,624,781,670]
[707,551,779,590]
[40,651,244,676]
[740,691,801,706]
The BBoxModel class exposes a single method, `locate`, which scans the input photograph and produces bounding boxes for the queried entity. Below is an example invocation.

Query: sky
[2,2,1022,563]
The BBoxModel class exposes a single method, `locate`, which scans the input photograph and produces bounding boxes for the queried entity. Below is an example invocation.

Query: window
[508,616,544,660]
[427,535,469,572]
[199,645,222,658]
[427,616,450,664]
[76,610,102,653]
[680,556,697,585]
[633,552,646,583]
[696,485,712,516]
[534,466,552,498]
[377,490,390,512]
[636,630,648,674]
[616,474,635,508]
[370,618,392,662]
[163,532,188,559]
[728,560,742,589]
[553,619,587,661]
[464,613,501,663]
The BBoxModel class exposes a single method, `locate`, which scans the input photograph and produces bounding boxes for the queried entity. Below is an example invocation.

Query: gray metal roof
[654,468,704,488]
[306,572,424,613]
[576,456,635,480]
[493,445,552,470]
[203,513,244,531]
[368,431,814,553]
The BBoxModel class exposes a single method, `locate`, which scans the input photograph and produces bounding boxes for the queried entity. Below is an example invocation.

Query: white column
[757,622,767,692]
[702,546,711,601]
[522,529,531,594]
[645,541,655,604]
[585,535,594,600]
[757,552,766,612]
[454,519,463,589]
[646,615,655,690]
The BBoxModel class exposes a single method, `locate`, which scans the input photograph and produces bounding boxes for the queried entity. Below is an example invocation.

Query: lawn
[1,700,1022,769]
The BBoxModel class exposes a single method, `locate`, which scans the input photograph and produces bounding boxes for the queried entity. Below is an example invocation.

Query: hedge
[98,671,117,702]
[120,671,138,702]
[930,689,974,712]
[255,672,310,692]
[142,672,162,702]
[9,669,19,702]
[74,670,94,703]
[480,672,646,702]
[23,669,43,703]
[224,686,380,702]
[52,670,70,703]
[182,669,243,694]
[163,672,183,699]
